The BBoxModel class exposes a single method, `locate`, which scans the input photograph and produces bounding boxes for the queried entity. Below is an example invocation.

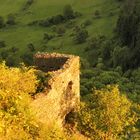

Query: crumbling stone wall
[31,53,80,126]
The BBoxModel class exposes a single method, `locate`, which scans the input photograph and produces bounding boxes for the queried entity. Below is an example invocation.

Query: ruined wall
[31,53,80,126]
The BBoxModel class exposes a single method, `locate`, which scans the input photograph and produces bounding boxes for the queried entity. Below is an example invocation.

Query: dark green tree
[7,14,16,25]
[73,27,88,44]
[116,0,140,69]
[63,5,74,19]
[0,16,5,28]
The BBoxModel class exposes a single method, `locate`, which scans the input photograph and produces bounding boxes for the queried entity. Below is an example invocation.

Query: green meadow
[0,0,120,64]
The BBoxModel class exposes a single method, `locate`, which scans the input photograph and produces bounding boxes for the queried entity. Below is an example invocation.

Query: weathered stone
[31,52,80,126]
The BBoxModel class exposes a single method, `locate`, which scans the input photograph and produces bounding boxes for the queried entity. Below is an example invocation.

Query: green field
[0,0,120,65]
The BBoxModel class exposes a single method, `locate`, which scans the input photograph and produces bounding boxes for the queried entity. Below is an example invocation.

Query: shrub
[96,58,104,69]
[29,6,79,28]
[9,47,19,53]
[87,37,100,48]
[56,26,66,36]
[1,50,9,59]
[63,5,74,19]
[35,70,52,93]
[0,63,39,139]
[23,0,34,10]
[0,16,5,28]
[43,33,54,42]
[39,15,65,27]
[27,0,34,5]
[81,19,92,28]
[73,27,88,44]
[94,10,101,18]
[20,52,33,65]
[6,55,17,66]
[77,85,138,140]
[6,14,16,25]
[0,63,76,140]
[0,41,6,48]
[65,20,75,29]
[39,19,51,27]
[52,14,65,24]
[27,43,35,52]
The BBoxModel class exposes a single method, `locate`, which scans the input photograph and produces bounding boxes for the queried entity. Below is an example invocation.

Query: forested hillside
[0,0,140,139]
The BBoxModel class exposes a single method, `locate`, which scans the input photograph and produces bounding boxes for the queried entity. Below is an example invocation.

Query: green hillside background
[0,0,120,65]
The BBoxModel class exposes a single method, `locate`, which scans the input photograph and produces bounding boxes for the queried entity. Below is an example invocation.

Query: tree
[0,16,5,28]
[73,27,88,44]
[0,41,6,48]
[112,46,130,71]
[6,55,17,66]
[10,46,19,53]
[63,5,74,19]
[94,10,101,18]
[27,43,35,52]
[7,14,16,25]
[20,52,33,65]
[77,85,137,140]
[0,63,39,139]
[115,0,140,69]
[1,50,9,59]
[56,26,66,36]
[27,0,34,5]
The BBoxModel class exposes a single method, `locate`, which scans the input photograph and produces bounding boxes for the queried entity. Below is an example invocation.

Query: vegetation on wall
[0,62,77,140]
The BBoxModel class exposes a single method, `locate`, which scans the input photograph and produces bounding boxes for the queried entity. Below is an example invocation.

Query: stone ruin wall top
[31,52,80,126]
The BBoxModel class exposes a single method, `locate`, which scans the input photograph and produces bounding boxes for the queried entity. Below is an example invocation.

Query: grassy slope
[0,0,120,64]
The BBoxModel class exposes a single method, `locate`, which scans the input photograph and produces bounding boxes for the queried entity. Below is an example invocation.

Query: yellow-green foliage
[77,85,138,140]
[0,62,39,140]
[0,62,75,140]
[39,123,67,140]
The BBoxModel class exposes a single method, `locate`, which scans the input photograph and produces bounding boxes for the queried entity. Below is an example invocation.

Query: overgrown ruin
[31,53,80,126]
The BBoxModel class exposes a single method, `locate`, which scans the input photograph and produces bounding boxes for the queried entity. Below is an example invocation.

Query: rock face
[31,53,80,126]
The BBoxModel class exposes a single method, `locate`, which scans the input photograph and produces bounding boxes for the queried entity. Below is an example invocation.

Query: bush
[27,0,34,5]
[20,52,33,65]
[39,15,65,27]
[52,14,65,24]
[87,37,100,48]
[27,43,35,52]
[0,63,77,140]
[65,20,75,29]
[63,5,74,19]
[0,16,5,28]
[94,10,101,18]
[56,26,66,36]
[77,85,138,140]
[81,19,92,28]
[0,63,39,139]
[23,0,34,10]
[0,41,6,48]
[29,6,79,28]
[6,55,17,66]
[43,33,54,42]
[96,58,104,69]
[73,27,88,44]
[39,19,51,27]
[9,47,19,53]
[1,50,9,59]
[6,14,16,25]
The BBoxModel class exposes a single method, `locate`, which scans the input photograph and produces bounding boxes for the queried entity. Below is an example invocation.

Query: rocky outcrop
[31,53,80,126]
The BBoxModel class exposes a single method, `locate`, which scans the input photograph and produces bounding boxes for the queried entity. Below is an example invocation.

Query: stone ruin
[31,52,80,126]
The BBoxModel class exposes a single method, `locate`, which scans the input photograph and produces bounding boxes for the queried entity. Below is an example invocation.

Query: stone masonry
[31,52,80,126]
